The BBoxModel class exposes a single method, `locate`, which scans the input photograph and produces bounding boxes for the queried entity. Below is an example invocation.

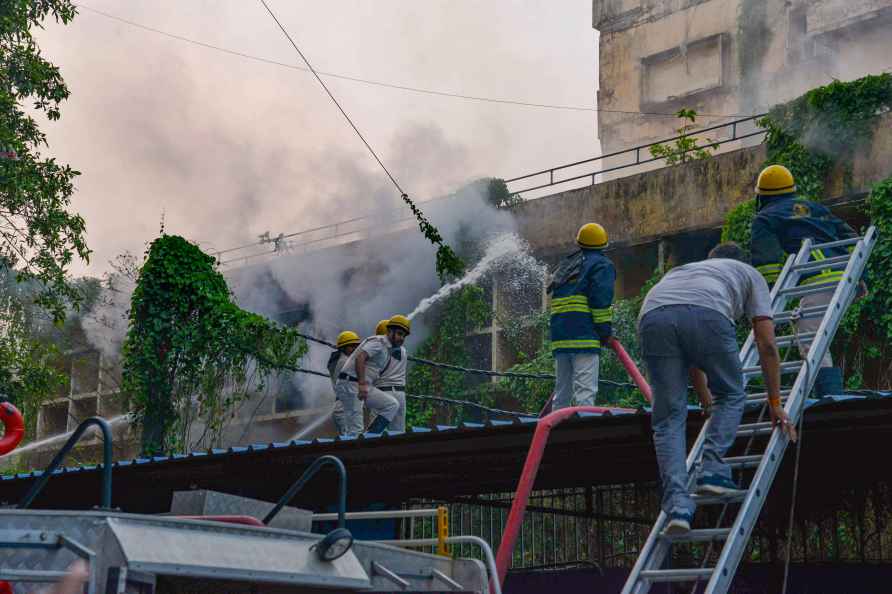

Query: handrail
[263,455,347,528]
[504,113,766,193]
[18,417,113,510]
[311,507,439,522]
[376,535,503,594]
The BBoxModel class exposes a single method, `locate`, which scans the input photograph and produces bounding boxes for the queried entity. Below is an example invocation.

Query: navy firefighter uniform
[749,164,858,397]
[548,223,616,410]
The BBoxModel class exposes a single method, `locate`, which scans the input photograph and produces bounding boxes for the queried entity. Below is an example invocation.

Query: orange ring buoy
[0,402,25,456]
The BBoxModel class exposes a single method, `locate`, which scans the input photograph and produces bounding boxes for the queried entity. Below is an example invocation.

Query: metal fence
[504,114,766,198]
[402,480,892,571]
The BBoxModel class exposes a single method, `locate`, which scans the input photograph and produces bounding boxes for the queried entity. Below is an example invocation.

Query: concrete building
[594,0,892,155]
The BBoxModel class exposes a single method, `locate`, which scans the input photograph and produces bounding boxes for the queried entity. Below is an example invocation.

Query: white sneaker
[664,513,692,535]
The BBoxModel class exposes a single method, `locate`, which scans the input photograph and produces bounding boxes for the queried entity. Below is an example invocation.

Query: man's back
[640,259,771,324]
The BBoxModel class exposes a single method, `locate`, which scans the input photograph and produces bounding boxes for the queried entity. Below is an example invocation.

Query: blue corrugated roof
[4,394,888,483]
[1,407,638,483]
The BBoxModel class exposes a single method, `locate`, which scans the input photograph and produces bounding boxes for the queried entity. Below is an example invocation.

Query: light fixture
[314,528,354,562]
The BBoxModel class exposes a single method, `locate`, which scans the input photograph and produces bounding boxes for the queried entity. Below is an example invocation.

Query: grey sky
[37,1,599,276]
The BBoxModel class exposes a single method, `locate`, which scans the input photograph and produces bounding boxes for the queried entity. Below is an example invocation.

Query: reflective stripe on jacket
[549,249,615,354]
[750,193,857,287]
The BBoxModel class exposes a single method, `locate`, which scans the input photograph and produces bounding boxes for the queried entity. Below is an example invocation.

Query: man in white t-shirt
[638,242,797,535]
[334,315,410,435]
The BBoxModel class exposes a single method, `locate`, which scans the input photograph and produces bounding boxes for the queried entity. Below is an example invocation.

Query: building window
[641,33,727,108]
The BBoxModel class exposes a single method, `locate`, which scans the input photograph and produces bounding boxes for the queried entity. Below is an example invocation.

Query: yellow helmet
[374,319,389,336]
[576,223,608,249]
[336,330,360,349]
[387,314,411,335]
[756,164,796,196]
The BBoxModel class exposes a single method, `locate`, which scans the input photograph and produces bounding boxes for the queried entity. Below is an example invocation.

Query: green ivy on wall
[406,285,490,426]
[724,74,892,244]
[122,235,307,455]
[839,177,892,386]
[722,73,892,388]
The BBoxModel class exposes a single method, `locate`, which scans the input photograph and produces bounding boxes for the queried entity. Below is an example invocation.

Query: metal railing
[264,455,348,527]
[383,536,503,594]
[18,417,113,510]
[505,114,766,196]
[314,506,451,556]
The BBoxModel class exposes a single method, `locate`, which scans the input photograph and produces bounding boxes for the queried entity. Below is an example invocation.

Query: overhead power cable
[257,0,405,195]
[74,2,747,119]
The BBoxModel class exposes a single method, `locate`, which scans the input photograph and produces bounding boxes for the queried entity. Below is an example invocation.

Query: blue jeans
[553,352,599,410]
[639,305,746,517]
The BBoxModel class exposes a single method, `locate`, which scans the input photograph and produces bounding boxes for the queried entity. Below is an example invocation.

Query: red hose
[496,341,651,586]
[607,337,652,403]
[172,515,265,527]
[494,406,621,586]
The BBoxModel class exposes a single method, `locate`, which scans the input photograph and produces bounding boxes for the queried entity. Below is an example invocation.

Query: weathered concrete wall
[593,0,892,154]
[515,112,892,258]
[515,144,764,257]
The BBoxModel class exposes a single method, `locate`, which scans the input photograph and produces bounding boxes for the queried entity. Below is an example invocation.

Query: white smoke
[226,180,519,410]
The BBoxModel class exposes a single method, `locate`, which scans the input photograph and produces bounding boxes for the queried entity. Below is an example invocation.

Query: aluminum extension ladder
[621,226,878,594]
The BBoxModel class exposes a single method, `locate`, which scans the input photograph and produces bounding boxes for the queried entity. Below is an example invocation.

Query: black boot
[366,415,390,435]
[813,367,844,398]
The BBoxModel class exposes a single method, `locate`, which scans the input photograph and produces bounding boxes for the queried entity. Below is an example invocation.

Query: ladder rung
[774,305,827,324]
[779,281,838,298]
[775,332,816,348]
[791,255,850,274]
[746,389,792,402]
[742,361,802,375]
[725,455,762,469]
[737,422,773,437]
[640,568,714,582]
[811,236,860,251]
[693,492,747,506]
[661,528,731,543]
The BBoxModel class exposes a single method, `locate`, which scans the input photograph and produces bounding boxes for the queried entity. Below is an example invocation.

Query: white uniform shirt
[377,345,407,388]
[337,335,393,385]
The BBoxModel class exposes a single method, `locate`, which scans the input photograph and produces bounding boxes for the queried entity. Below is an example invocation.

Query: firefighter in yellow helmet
[547,223,615,410]
[334,315,411,435]
[750,164,861,397]
[372,315,411,431]
[327,331,361,435]
[374,319,389,336]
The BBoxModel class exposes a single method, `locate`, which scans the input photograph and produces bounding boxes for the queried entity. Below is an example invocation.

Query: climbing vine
[649,109,718,165]
[406,285,490,426]
[839,177,892,387]
[723,74,892,244]
[400,193,465,280]
[122,235,306,455]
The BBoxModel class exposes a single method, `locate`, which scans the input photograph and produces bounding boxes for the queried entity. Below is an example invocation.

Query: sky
[34,0,601,277]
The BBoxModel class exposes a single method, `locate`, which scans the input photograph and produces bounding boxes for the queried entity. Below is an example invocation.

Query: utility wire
[258,0,406,195]
[74,2,747,119]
